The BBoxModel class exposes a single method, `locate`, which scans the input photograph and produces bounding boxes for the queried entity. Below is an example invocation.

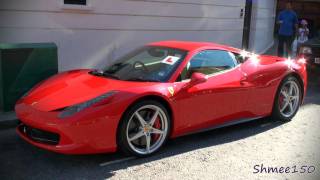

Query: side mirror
[188,72,207,87]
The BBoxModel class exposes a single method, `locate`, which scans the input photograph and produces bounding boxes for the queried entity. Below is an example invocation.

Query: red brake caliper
[152,117,161,142]
[279,87,288,108]
[279,92,284,107]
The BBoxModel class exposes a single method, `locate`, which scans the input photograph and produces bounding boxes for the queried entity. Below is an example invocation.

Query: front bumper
[15,102,120,154]
[18,124,60,145]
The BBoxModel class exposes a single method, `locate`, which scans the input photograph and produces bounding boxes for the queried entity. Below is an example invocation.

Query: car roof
[148,40,241,52]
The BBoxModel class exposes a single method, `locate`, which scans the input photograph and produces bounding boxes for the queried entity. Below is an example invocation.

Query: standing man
[277,2,298,57]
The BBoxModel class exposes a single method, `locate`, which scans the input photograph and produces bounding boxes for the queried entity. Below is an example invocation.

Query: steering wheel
[133,61,149,72]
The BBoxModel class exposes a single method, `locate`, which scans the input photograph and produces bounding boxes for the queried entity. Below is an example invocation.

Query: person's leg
[285,35,294,58]
[278,35,285,57]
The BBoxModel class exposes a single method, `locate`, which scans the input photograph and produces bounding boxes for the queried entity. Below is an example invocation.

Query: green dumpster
[0,43,58,112]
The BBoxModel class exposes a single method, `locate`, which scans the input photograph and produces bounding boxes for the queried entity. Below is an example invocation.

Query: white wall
[249,0,277,53]
[0,0,276,71]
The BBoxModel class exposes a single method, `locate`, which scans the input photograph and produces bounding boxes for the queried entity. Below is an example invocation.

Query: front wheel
[272,76,302,121]
[117,100,170,157]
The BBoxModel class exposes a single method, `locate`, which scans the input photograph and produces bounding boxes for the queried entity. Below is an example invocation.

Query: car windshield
[102,46,187,82]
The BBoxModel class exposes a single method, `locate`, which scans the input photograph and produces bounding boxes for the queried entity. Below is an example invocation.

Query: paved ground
[1,60,320,180]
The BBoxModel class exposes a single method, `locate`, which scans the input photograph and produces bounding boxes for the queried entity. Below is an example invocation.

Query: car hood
[21,69,156,111]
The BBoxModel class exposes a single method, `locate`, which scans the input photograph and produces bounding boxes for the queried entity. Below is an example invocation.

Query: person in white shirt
[292,19,309,57]
[298,19,309,43]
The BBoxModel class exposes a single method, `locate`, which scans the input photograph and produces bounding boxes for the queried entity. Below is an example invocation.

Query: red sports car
[15,41,307,157]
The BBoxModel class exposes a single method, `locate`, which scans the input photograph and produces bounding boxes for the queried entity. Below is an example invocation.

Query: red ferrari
[16,41,307,157]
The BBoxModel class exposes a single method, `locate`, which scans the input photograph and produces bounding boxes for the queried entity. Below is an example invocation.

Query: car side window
[233,52,246,63]
[178,50,238,81]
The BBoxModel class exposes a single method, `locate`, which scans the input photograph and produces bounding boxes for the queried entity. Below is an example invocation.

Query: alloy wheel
[278,80,300,118]
[126,105,168,155]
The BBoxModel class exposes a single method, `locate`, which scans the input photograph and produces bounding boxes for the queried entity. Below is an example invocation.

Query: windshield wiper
[90,69,104,76]
[90,70,120,80]
[126,78,161,82]
[102,72,120,80]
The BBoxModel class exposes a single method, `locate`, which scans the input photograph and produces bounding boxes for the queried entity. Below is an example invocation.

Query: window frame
[60,0,93,11]
[177,49,242,82]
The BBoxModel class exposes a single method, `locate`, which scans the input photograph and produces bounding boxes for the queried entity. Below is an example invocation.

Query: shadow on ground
[0,116,286,180]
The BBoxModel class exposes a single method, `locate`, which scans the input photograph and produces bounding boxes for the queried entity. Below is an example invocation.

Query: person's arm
[305,28,310,36]
[277,12,283,24]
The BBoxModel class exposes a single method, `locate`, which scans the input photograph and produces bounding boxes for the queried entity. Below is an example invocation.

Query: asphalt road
[0,71,319,180]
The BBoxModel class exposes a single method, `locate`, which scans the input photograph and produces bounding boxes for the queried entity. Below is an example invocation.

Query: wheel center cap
[143,125,151,132]
[288,96,294,102]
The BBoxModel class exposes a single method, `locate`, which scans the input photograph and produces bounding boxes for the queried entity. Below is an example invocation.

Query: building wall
[249,0,277,53]
[0,0,275,71]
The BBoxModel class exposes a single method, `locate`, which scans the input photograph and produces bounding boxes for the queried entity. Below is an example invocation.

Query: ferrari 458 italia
[16,41,307,157]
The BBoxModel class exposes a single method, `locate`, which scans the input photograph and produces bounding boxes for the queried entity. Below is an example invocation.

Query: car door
[173,50,251,134]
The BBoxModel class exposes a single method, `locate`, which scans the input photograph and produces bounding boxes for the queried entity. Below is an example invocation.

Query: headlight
[58,91,117,118]
[299,47,312,54]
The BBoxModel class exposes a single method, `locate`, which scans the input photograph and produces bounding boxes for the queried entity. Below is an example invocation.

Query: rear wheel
[272,76,302,121]
[117,100,170,157]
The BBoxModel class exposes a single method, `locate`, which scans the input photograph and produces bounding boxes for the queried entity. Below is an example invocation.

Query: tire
[117,100,171,157]
[272,76,302,122]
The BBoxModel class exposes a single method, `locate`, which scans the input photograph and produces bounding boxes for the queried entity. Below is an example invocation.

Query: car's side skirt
[180,116,265,137]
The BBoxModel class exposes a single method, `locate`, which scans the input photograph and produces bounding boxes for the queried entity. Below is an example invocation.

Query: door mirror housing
[188,72,207,87]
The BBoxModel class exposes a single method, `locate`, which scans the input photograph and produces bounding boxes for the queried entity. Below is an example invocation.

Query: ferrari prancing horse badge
[168,86,175,96]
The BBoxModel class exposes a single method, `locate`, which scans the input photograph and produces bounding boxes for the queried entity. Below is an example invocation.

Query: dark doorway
[242,0,253,50]
[276,0,320,38]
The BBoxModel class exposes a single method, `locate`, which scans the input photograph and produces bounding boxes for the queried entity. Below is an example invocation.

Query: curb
[0,111,19,130]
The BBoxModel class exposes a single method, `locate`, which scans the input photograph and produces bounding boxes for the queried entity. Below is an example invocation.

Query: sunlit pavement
[0,55,319,180]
